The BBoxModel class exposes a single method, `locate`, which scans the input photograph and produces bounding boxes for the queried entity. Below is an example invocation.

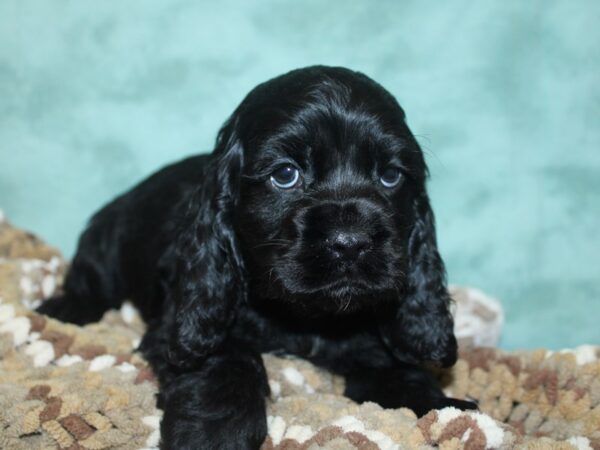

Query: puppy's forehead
[242,71,412,173]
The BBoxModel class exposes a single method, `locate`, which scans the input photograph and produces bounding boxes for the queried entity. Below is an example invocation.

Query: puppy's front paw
[160,354,269,450]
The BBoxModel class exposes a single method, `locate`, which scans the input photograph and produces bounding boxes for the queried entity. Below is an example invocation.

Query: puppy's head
[170,66,454,367]
[213,66,432,316]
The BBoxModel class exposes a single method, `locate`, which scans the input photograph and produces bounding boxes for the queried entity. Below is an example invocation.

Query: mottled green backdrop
[1,1,599,349]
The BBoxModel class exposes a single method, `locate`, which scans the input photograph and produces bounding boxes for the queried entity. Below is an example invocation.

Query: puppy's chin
[315,284,399,315]
[260,278,400,318]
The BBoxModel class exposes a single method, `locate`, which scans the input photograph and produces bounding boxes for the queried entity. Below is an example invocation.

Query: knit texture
[0,215,598,449]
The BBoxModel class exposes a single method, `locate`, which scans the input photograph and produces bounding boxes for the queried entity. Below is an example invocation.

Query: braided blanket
[0,214,598,449]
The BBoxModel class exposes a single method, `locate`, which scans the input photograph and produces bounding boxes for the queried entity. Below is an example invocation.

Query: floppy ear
[167,118,246,370]
[379,190,457,368]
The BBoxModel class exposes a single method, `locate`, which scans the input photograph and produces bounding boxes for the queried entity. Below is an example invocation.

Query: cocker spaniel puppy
[38,66,476,449]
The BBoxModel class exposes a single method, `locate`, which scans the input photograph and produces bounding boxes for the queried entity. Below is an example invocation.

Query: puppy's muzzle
[296,198,391,273]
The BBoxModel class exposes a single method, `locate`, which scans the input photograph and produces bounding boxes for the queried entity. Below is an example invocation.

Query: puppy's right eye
[379,167,403,188]
[270,165,300,189]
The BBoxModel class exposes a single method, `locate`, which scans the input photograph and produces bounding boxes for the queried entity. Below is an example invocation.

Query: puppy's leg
[344,365,476,417]
[158,347,270,450]
[37,217,123,325]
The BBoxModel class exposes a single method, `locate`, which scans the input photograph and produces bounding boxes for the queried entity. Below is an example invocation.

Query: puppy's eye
[380,167,403,188]
[270,165,300,189]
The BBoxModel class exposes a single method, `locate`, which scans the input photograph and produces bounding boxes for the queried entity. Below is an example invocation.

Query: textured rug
[0,215,599,449]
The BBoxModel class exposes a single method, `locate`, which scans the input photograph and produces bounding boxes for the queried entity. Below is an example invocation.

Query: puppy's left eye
[379,167,403,188]
[271,165,301,189]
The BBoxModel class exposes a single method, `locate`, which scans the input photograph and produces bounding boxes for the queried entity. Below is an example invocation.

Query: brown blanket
[0,215,598,449]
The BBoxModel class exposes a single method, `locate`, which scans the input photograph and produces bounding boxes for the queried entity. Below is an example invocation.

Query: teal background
[1,1,599,350]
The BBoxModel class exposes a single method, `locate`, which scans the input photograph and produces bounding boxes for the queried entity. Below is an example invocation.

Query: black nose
[328,231,371,261]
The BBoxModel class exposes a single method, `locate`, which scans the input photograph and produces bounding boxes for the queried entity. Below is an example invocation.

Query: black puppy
[38,66,476,449]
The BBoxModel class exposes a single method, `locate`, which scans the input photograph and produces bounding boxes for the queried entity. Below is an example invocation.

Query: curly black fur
[38,66,476,449]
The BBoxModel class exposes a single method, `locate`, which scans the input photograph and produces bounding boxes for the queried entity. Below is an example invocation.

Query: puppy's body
[40,155,208,325]
[39,66,475,449]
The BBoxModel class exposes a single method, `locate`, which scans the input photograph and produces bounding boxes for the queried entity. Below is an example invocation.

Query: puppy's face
[232,67,428,315]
